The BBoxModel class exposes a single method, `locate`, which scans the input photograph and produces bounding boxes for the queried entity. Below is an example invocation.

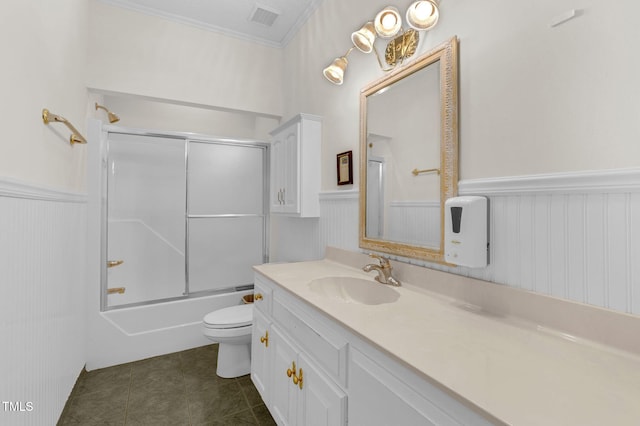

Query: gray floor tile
[252,404,277,426]
[59,385,128,425]
[237,375,265,408]
[207,408,259,425]
[187,381,247,424]
[126,386,189,425]
[57,344,274,426]
[74,363,132,396]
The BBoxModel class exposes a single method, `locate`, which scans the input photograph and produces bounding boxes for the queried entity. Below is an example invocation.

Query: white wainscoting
[319,190,359,257]
[318,169,640,316]
[0,178,87,425]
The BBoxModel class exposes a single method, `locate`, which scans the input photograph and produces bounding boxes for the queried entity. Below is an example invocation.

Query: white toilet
[202,303,253,378]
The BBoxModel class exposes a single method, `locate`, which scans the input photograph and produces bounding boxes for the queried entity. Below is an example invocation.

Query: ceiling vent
[249,4,281,27]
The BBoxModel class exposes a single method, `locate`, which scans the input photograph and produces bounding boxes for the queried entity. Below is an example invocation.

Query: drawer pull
[255,293,264,301]
[286,361,296,378]
[260,331,269,347]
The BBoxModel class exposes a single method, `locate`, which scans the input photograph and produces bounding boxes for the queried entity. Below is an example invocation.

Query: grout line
[180,350,195,426]
[122,364,133,425]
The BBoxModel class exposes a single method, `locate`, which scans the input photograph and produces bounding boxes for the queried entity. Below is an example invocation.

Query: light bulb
[414,2,433,20]
[374,6,402,38]
[406,1,439,31]
[381,12,398,31]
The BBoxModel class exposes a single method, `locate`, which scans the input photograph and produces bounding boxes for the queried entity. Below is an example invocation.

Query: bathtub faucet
[363,253,401,286]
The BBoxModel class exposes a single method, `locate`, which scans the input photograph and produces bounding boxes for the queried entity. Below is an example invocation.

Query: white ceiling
[99,0,324,48]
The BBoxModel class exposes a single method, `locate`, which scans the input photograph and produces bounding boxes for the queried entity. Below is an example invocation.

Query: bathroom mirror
[359,36,458,263]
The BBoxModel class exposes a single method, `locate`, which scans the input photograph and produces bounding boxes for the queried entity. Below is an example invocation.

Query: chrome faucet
[363,253,401,286]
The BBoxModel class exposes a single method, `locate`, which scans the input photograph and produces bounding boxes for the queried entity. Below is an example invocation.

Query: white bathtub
[86,289,252,371]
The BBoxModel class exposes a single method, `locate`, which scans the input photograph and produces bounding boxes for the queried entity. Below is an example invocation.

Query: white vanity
[251,248,640,426]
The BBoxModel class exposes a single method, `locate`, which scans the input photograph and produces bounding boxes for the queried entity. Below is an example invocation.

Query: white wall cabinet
[251,272,490,426]
[269,114,321,217]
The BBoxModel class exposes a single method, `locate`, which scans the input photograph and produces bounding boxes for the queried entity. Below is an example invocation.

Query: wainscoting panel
[317,169,640,316]
[460,171,640,316]
[318,190,359,257]
[0,179,87,425]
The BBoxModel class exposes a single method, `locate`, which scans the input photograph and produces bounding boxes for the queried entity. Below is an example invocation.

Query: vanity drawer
[272,293,348,387]
[253,274,273,315]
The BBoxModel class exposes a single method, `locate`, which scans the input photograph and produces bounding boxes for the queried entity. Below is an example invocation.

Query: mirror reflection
[359,36,459,263]
[365,60,441,248]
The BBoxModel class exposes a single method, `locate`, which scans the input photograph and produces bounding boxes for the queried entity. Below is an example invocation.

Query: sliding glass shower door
[186,141,267,293]
[104,132,268,309]
[106,133,187,307]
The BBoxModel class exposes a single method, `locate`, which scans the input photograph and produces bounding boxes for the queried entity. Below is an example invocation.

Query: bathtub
[86,289,252,371]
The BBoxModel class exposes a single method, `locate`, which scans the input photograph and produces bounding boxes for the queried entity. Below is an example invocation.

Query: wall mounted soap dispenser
[444,196,489,268]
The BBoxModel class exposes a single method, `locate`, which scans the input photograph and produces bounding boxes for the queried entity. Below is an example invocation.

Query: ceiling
[99,0,324,48]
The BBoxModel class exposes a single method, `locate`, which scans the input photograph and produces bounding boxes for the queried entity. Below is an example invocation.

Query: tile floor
[57,344,276,425]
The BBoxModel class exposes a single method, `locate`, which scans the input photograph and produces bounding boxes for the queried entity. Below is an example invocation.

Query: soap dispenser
[444,196,489,268]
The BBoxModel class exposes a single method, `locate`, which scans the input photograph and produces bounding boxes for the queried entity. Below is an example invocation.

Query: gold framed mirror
[359,36,459,263]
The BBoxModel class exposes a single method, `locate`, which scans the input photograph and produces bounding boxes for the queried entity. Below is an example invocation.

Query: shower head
[95,102,120,123]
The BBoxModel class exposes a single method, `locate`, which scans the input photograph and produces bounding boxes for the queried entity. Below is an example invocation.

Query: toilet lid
[203,304,253,329]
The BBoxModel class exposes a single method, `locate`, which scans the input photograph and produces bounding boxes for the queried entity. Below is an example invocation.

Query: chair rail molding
[0,177,87,203]
[459,168,640,196]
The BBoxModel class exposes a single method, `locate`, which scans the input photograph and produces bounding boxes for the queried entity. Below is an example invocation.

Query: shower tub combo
[87,121,268,370]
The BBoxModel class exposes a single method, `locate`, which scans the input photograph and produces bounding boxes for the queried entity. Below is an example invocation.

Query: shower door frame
[99,125,270,312]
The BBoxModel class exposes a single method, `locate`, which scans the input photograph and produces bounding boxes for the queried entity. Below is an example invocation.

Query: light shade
[323,56,349,85]
[406,0,439,31]
[351,22,376,53]
[374,6,402,38]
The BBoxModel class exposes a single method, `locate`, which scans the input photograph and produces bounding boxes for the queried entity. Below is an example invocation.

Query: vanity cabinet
[269,114,321,217]
[269,325,346,426]
[251,274,347,426]
[251,271,489,426]
[348,347,492,426]
[251,308,271,404]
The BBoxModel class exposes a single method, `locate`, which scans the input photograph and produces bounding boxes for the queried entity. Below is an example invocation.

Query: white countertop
[254,259,640,426]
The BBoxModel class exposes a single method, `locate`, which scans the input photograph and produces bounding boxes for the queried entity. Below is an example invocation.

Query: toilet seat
[203,304,253,329]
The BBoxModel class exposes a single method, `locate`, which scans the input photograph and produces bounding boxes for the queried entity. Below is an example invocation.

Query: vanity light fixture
[323,0,440,85]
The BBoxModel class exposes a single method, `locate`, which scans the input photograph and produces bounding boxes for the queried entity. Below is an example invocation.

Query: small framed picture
[337,150,353,186]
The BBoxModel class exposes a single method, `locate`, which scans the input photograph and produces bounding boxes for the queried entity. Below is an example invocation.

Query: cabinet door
[251,309,271,405]
[270,123,300,215]
[270,135,285,213]
[270,326,298,426]
[349,348,492,426]
[297,353,347,426]
[281,123,299,214]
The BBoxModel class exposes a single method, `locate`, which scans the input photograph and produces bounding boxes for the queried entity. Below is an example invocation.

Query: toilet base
[216,342,251,378]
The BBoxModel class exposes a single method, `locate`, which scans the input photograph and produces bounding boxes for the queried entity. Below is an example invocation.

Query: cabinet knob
[286,361,296,378]
[260,331,269,347]
[254,293,263,301]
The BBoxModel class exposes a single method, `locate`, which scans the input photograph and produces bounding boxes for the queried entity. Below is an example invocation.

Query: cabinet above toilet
[269,114,321,217]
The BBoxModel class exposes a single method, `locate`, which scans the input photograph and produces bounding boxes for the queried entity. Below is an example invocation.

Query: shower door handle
[107,260,124,268]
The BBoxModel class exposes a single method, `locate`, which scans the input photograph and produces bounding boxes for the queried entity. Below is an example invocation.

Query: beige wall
[284,0,640,190]
[4,0,638,191]
[87,1,284,118]
[0,0,88,191]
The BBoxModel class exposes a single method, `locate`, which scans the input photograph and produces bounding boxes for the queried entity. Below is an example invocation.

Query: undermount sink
[308,276,400,305]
